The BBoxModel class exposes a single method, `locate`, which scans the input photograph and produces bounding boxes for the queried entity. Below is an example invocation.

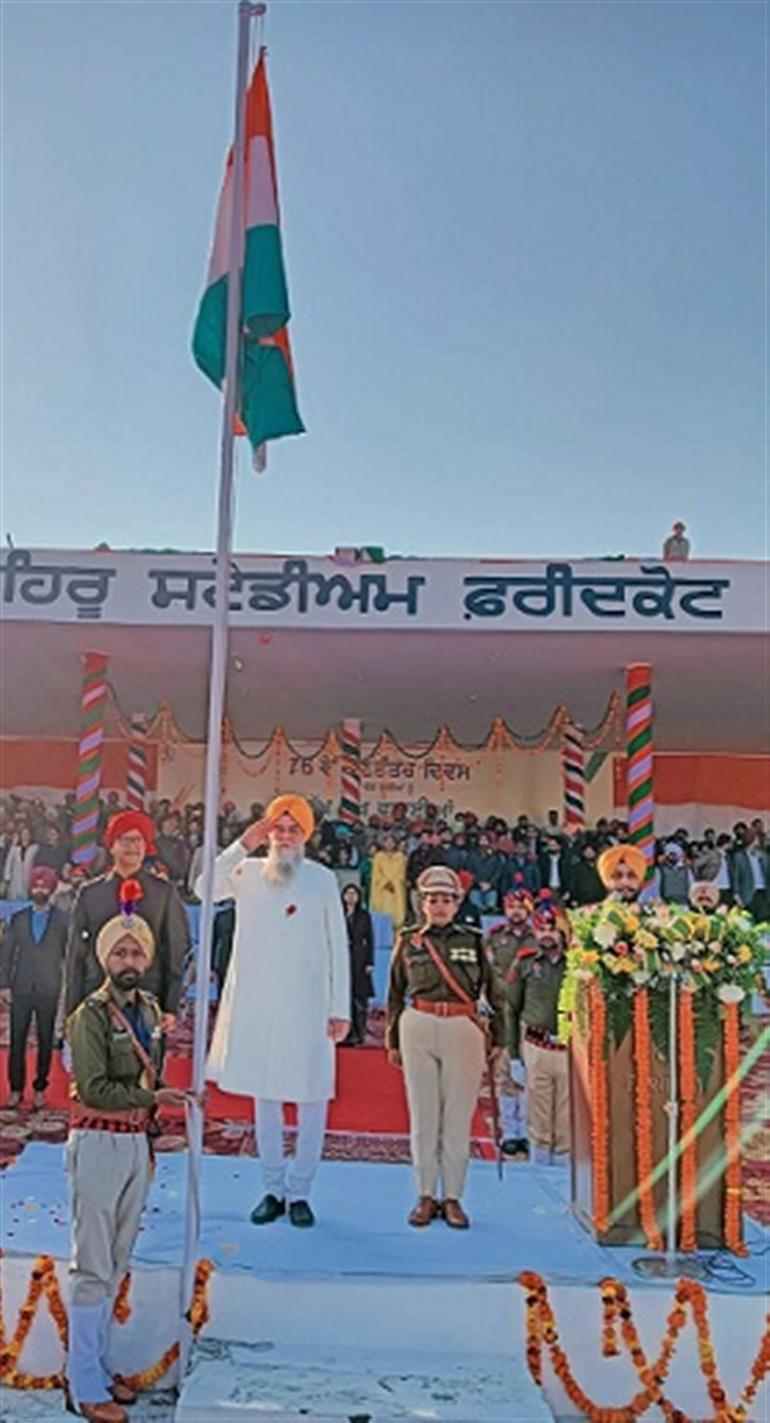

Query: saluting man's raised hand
[240,815,281,853]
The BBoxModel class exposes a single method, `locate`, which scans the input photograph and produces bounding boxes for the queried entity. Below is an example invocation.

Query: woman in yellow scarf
[370,833,408,931]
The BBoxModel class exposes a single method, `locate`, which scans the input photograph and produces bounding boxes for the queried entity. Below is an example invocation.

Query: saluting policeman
[485,885,538,1159]
[387,865,506,1230]
[65,910,189,1422]
[508,901,570,1166]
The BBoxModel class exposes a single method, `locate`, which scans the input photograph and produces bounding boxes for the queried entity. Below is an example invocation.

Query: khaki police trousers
[522,1039,570,1155]
[67,1129,152,1306]
[400,1007,485,1201]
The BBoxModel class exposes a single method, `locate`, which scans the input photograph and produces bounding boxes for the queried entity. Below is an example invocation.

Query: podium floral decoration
[561,901,768,1087]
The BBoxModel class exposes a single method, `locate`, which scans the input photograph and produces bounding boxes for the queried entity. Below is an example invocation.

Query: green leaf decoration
[694,994,722,1093]
[648,985,670,1061]
[606,984,632,1050]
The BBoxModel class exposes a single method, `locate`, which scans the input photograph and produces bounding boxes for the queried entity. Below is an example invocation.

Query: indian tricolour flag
[193,48,304,455]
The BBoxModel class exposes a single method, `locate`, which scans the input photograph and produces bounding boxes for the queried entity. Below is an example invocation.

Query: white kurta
[203,843,350,1102]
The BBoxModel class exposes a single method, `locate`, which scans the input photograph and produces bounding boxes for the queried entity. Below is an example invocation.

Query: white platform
[1,1150,767,1421]
[176,1340,554,1421]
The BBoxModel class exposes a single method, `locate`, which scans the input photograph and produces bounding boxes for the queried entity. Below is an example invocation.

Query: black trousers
[9,992,58,1093]
[350,995,369,1043]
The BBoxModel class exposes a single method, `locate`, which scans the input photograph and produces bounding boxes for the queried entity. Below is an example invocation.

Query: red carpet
[1,1020,766,1224]
[0,1043,492,1148]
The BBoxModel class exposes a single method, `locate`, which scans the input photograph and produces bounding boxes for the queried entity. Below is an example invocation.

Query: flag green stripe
[193,225,290,388]
[241,342,304,449]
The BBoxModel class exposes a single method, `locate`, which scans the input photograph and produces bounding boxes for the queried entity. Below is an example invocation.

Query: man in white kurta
[203,795,350,1228]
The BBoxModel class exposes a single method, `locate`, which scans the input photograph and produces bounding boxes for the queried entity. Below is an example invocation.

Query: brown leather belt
[412,999,478,1019]
[525,1025,565,1052]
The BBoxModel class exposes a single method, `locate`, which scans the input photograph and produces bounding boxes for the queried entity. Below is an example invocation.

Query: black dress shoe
[501,1138,518,1158]
[250,1193,286,1225]
[288,1199,315,1228]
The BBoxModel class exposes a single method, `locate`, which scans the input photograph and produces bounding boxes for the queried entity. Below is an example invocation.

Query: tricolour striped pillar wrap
[126,712,148,811]
[339,718,362,824]
[71,653,109,866]
[626,664,655,876]
[561,722,586,831]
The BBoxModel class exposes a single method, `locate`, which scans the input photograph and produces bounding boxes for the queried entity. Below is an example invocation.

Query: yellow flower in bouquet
[737,945,753,964]
[636,929,658,951]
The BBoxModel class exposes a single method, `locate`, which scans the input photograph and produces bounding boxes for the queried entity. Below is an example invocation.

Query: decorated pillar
[561,721,586,831]
[626,664,655,876]
[71,652,109,867]
[126,712,148,811]
[339,718,362,823]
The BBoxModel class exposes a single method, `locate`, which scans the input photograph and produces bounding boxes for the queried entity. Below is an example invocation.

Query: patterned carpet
[1,1002,767,1225]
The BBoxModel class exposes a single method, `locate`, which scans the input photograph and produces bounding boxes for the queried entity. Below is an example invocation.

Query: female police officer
[386,865,506,1229]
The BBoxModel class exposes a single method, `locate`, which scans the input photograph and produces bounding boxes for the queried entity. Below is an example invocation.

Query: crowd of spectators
[1,791,767,924]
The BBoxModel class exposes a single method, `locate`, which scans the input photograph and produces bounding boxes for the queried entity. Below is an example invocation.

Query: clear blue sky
[1,0,766,560]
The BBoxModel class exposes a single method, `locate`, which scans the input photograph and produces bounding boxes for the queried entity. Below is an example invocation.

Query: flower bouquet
[565,899,768,1250]
[562,900,768,1083]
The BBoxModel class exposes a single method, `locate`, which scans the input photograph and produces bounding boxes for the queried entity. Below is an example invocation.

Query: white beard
[263,844,304,885]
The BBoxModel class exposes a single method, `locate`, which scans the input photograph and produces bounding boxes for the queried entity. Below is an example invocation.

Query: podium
[569,980,736,1250]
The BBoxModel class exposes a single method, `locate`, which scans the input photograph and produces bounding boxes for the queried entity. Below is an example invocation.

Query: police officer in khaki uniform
[387,866,506,1230]
[485,886,538,1159]
[508,901,570,1166]
[66,912,189,1423]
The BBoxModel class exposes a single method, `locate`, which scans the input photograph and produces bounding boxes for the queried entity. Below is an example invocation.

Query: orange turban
[597,844,647,889]
[266,794,315,843]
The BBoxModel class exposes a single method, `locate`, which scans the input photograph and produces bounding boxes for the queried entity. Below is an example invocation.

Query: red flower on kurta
[285,904,297,917]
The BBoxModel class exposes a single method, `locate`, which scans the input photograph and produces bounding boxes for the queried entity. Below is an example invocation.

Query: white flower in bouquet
[669,941,688,962]
[717,984,745,1004]
[594,921,618,949]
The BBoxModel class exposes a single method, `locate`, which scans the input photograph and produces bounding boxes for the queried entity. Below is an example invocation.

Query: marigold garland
[519,1270,770,1423]
[112,1270,132,1325]
[600,1278,621,1358]
[588,980,610,1236]
[0,1252,215,1392]
[633,989,664,1251]
[723,1001,747,1257]
[677,989,698,1253]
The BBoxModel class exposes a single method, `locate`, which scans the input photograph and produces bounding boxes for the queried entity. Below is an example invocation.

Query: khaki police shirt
[507,948,566,1059]
[66,982,164,1113]
[387,920,506,1052]
[484,922,538,981]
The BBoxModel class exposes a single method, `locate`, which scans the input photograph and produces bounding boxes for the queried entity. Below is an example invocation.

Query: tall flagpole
[180,0,265,1365]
